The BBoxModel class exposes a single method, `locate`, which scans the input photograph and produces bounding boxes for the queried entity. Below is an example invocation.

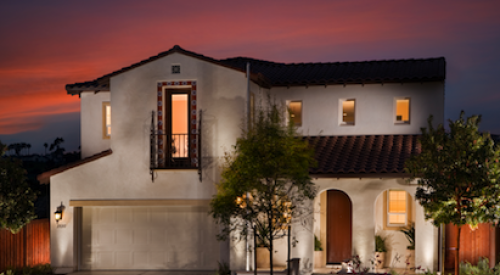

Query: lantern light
[54,202,64,223]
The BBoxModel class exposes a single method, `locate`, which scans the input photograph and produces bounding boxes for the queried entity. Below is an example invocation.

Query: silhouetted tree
[0,140,38,233]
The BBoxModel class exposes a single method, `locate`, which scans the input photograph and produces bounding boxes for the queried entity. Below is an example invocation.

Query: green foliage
[214,261,231,275]
[0,148,38,233]
[210,99,316,274]
[1,264,53,275]
[406,112,500,227]
[460,257,500,275]
[399,223,415,250]
[375,235,387,252]
[314,235,323,251]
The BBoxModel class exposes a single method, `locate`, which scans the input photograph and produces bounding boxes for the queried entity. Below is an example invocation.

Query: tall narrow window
[387,190,407,226]
[170,93,188,158]
[289,101,302,126]
[102,102,111,139]
[341,99,355,125]
[395,98,410,123]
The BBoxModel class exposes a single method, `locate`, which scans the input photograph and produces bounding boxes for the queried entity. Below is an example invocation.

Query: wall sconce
[54,202,64,223]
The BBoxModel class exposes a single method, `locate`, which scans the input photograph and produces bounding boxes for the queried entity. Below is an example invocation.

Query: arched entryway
[327,190,352,264]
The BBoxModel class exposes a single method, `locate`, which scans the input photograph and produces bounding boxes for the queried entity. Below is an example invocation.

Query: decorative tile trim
[157,81,198,167]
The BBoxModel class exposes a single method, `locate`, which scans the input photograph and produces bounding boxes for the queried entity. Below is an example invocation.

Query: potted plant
[400,223,415,269]
[314,235,324,268]
[256,225,270,268]
[374,235,387,270]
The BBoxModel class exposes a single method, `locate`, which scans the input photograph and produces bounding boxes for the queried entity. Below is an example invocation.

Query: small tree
[0,140,38,233]
[210,102,316,275]
[405,112,500,275]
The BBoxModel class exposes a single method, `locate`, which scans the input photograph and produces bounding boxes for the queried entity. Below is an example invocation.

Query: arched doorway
[327,190,352,264]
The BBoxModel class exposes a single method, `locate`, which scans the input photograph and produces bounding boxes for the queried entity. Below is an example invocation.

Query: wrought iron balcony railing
[149,111,202,181]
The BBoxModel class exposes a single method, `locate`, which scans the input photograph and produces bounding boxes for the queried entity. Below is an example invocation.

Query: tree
[405,112,500,275]
[0,140,38,233]
[210,102,316,275]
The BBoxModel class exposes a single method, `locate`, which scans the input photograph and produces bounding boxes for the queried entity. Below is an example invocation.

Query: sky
[1,0,500,154]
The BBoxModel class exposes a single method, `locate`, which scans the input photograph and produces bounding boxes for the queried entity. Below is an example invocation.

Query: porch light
[54,202,64,223]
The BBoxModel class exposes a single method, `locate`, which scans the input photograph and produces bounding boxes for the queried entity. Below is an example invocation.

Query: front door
[327,190,352,264]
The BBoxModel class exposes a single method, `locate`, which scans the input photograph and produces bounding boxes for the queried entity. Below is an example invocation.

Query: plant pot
[256,247,270,268]
[374,252,386,270]
[404,249,415,269]
[314,251,324,268]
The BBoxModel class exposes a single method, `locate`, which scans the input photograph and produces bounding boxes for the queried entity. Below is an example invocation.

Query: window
[395,98,410,124]
[169,91,189,158]
[387,190,408,227]
[341,99,355,125]
[288,101,302,126]
[102,102,111,139]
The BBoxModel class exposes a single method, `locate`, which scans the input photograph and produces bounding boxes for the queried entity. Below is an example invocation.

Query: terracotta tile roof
[220,57,446,86]
[37,149,112,184]
[66,45,446,94]
[306,135,421,177]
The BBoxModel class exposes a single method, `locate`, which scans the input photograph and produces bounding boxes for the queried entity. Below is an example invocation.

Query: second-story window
[168,90,189,159]
[395,98,410,124]
[341,99,355,125]
[288,101,302,126]
[102,102,111,139]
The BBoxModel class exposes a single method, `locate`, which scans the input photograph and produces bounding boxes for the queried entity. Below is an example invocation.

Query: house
[39,45,453,273]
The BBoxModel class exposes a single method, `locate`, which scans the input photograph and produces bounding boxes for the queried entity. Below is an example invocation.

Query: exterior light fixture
[54,202,64,223]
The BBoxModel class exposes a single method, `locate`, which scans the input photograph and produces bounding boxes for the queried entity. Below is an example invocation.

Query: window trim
[339,99,356,126]
[394,97,411,124]
[383,190,410,230]
[288,100,303,127]
[102,102,111,139]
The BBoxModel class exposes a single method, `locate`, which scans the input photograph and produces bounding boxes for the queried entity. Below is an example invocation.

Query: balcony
[150,133,199,169]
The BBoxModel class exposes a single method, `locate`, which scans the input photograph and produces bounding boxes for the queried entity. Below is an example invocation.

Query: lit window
[341,99,355,125]
[102,102,111,139]
[395,98,410,123]
[387,190,407,226]
[289,101,302,126]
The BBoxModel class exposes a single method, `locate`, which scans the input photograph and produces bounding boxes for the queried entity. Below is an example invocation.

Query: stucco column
[291,199,314,275]
[229,219,248,271]
[415,202,439,272]
[351,193,376,268]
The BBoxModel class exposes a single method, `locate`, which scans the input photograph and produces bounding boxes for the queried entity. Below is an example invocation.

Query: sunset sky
[1,0,500,154]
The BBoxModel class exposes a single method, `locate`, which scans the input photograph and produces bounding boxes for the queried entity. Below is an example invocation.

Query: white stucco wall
[80,91,111,158]
[270,82,444,136]
[51,53,250,270]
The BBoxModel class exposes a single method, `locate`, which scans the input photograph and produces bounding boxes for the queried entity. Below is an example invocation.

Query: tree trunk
[270,213,274,275]
[287,225,291,275]
[254,226,257,275]
[455,225,461,275]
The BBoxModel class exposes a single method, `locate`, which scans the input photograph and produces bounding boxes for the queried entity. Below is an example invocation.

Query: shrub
[460,257,500,275]
[375,235,387,253]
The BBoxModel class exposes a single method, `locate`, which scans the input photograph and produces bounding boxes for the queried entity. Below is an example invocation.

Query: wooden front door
[327,190,352,264]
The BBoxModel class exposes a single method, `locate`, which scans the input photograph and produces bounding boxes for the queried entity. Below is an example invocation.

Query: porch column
[351,194,375,268]
[292,199,314,275]
[415,202,439,272]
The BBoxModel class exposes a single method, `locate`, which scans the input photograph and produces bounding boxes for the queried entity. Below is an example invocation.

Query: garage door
[81,206,220,270]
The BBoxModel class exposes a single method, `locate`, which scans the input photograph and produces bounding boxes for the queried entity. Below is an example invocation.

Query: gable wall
[51,53,249,269]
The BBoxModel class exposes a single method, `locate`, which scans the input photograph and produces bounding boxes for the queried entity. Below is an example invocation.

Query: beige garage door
[81,206,220,270]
